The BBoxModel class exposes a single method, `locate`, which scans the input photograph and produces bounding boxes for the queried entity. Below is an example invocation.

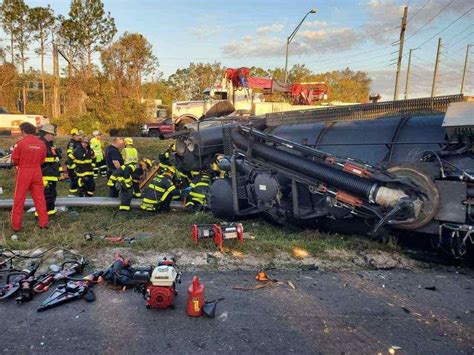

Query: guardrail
[264,94,466,126]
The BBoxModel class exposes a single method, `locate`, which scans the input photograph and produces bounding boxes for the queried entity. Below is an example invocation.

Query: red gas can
[187,276,205,317]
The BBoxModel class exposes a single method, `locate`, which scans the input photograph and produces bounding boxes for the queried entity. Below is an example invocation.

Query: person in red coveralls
[10,122,48,231]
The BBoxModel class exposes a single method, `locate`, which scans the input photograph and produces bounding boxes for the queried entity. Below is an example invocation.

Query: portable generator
[145,259,181,309]
[192,223,244,251]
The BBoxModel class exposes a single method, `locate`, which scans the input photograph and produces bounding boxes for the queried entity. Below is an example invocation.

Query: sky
[1,0,473,100]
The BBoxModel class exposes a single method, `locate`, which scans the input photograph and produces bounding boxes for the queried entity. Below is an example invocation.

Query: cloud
[363,0,474,44]
[222,25,361,57]
[368,63,472,99]
[303,20,329,28]
[256,23,284,35]
[190,26,221,39]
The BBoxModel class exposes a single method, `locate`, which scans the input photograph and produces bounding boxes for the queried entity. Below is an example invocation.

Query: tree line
[1,0,372,134]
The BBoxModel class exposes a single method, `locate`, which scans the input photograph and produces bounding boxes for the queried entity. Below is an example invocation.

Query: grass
[0,136,394,262]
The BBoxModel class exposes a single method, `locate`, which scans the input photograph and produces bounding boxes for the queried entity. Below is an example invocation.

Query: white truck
[0,107,49,136]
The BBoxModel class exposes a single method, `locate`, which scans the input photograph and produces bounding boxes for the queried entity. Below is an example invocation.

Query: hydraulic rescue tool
[0,263,38,300]
[16,259,85,304]
[37,271,102,312]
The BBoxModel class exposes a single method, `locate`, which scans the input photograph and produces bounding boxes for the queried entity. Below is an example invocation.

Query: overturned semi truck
[174,95,474,258]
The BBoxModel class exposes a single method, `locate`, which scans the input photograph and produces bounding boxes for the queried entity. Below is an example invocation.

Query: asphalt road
[1,268,473,354]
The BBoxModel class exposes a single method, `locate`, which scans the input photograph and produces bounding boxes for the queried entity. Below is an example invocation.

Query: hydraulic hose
[232,129,377,200]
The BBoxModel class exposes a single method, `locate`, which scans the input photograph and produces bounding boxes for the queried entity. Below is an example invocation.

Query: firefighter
[131,158,153,198]
[66,128,83,195]
[122,137,139,165]
[157,142,175,174]
[185,170,211,211]
[10,122,48,231]
[73,136,96,197]
[107,158,152,211]
[90,130,107,178]
[38,124,61,216]
[140,167,179,212]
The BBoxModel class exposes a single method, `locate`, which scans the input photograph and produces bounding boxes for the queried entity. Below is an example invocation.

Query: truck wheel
[149,129,160,137]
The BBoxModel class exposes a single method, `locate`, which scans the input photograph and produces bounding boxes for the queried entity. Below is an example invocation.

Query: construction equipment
[192,223,244,251]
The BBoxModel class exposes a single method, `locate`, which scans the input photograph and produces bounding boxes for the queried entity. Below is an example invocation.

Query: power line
[404,0,454,42]
[408,0,431,21]
[416,7,474,49]
[444,24,473,45]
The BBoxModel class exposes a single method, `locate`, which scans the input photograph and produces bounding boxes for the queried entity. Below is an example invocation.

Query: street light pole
[284,9,317,83]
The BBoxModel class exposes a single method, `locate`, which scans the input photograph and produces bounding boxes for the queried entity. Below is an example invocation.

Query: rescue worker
[106,137,125,197]
[140,167,179,212]
[157,142,175,174]
[122,137,138,165]
[90,130,107,178]
[10,122,48,231]
[73,136,96,197]
[107,158,152,211]
[38,124,61,216]
[131,158,153,198]
[66,128,83,195]
[185,170,211,211]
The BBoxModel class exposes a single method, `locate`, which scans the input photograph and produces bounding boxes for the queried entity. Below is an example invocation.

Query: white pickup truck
[0,107,49,136]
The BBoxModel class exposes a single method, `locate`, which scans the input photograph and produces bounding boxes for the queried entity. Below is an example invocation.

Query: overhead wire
[404,0,455,42]
[416,7,474,49]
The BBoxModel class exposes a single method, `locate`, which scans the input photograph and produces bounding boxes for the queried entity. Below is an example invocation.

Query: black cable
[416,7,474,49]
[405,0,455,42]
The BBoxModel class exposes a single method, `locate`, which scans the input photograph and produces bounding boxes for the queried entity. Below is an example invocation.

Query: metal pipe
[0,197,184,209]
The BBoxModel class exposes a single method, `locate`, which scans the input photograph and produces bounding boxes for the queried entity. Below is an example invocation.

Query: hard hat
[40,124,56,135]
[70,128,79,135]
[166,166,176,175]
[124,137,134,145]
[82,136,90,143]
[141,158,153,169]
[93,130,101,136]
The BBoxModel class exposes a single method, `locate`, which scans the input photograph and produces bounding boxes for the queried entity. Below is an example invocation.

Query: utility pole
[403,48,415,100]
[431,37,442,98]
[460,44,471,95]
[394,6,408,101]
[52,43,60,119]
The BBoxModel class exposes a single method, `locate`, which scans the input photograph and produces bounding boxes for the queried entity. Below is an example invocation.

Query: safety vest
[90,137,104,162]
[122,146,138,165]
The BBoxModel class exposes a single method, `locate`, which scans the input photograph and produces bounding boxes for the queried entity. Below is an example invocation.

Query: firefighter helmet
[124,137,134,145]
[70,128,79,136]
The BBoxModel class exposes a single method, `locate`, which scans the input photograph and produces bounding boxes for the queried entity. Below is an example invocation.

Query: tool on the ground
[0,263,39,300]
[83,232,151,244]
[233,271,281,291]
[102,253,152,289]
[187,276,205,317]
[202,297,225,318]
[16,259,86,304]
[143,258,182,309]
[37,271,103,312]
[192,223,244,251]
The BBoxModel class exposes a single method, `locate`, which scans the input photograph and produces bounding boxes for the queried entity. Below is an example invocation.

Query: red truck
[140,117,174,138]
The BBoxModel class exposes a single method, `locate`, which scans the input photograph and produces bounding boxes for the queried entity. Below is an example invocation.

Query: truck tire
[149,129,161,137]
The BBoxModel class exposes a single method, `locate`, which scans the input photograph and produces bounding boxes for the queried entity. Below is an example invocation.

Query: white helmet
[93,130,101,136]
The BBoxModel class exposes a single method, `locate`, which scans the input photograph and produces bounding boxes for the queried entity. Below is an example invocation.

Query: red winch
[192,223,244,251]
[145,258,181,309]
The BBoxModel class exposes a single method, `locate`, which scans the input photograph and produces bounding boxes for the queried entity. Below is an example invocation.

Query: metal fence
[264,94,466,127]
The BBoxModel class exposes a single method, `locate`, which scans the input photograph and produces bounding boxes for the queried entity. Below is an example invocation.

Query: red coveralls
[10,134,48,231]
